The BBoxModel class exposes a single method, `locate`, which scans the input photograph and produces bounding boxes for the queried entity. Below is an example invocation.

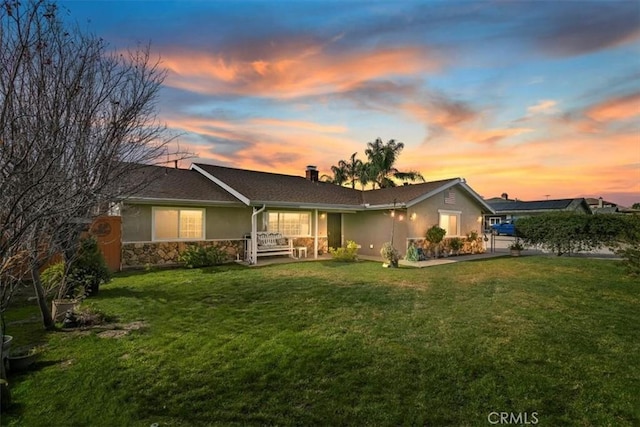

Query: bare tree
[0,0,188,340]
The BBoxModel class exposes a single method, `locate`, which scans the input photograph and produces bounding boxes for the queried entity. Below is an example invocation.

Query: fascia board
[251,200,361,211]
[459,181,496,214]
[190,164,251,206]
[123,197,245,207]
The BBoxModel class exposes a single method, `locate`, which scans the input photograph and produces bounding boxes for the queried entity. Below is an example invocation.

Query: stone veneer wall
[408,236,486,257]
[291,237,328,256]
[122,240,244,268]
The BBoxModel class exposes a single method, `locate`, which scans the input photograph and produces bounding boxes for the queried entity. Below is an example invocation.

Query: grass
[2,256,639,426]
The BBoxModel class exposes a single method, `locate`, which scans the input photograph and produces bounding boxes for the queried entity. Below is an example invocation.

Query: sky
[60,0,640,206]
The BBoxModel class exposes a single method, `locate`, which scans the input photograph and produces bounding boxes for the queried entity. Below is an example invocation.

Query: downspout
[251,205,266,265]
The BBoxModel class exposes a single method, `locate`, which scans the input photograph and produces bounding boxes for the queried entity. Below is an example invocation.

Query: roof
[192,163,363,208]
[489,198,591,214]
[125,165,241,204]
[125,162,493,213]
[585,197,617,207]
[362,178,460,206]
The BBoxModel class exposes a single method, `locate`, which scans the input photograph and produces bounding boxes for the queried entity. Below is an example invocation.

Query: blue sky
[61,0,640,205]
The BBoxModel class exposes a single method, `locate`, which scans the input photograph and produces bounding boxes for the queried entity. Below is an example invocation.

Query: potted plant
[509,240,524,256]
[7,346,39,373]
[425,225,446,258]
[449,237,463,256]
[405,242,419,262]
[380,242,399,267]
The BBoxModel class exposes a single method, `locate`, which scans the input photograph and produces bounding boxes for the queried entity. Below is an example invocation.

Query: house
[485,196,592,229]
[118,163,494,268]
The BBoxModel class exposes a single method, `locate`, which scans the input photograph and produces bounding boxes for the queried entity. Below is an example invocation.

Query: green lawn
[2,257,639,426]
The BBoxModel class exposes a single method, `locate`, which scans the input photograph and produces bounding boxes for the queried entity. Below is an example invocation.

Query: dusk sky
[61,0,640,206]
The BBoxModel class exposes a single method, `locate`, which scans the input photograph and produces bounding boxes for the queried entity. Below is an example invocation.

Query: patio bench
[255,232,294,258]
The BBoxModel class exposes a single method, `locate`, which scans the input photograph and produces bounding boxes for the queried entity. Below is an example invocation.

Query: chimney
[305,165,319,182]
[598,197,603,208]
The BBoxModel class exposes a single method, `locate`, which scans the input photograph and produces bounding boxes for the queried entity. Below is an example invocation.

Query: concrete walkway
[357,251,511,268]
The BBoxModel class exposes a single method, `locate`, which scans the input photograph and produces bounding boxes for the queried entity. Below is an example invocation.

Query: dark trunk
[31,267,55,330]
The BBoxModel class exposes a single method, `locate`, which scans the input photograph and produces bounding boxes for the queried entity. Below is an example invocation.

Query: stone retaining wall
[292,237,329,256]
[122,240,244,268]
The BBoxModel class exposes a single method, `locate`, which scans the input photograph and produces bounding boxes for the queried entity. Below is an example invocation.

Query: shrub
[329,240,359,262]
[42,238,112,299]
[449,237,463,254]
[380,242,399,267]
[68,237,111,297]
[179,245,229,268]
[405,243,419,262]
[614,215,640,276]
[517,212,631,256]
[40,261,66,297]
[425,225,446,244]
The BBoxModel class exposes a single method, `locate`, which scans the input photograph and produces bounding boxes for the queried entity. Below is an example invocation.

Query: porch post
[314,209,318,259]
[250,205,266,265]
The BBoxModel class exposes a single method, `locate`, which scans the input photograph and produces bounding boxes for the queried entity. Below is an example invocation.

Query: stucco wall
[407,186,484,241]
[121,203,252,242]
[343,210,408,257]
[206,207,252,239]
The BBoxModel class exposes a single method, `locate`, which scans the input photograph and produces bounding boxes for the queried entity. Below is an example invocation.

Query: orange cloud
[585,92,640,122]
[161,45,442,98]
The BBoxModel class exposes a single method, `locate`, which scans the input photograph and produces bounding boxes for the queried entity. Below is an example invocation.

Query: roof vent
[305,165,319,182]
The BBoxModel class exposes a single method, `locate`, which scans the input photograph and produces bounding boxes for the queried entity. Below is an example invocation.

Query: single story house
[485,197,592,229]
[118,163,494,268]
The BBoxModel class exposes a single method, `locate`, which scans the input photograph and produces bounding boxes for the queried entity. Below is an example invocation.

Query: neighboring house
[119,163,494,268]
[485,197,592,229]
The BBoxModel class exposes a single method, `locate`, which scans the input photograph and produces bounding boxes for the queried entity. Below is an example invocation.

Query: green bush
[329,240,359,262]
[405,243,419,262]
[380,242,399,267]
[516,213,640,274]
[69,237,111,297]
[41,238,112,299]
[425,225,446,244]
[449,237,463,253]
[179,245,229,268]
[40,261,66,297]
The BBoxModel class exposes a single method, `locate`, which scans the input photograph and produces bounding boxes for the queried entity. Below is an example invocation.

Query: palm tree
[320,164,348,186]
[364,138,425,188]
[338,152,363,189]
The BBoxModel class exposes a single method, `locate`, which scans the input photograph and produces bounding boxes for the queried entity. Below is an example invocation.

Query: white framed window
[488,217,502,226]
[267,211,311,236]
[438,209,461,236]
[153,207,205,241]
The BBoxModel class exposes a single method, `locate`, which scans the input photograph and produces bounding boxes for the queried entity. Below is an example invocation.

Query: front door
[327,213,342,249]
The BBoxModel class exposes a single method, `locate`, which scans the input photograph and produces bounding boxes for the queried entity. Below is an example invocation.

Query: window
[488,217,502,226]
[439,210,461,236]
[153,207,204,241]
[267,212,310,236]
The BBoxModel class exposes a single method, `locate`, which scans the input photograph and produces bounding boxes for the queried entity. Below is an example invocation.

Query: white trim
[125,197,243,207]
[191,164,251,206]
[314,209,318,259]
[404,179,462,208]
[266,210,313,237]
[438,209,461,237]
[122,238,244,244]
[151,207,206,242]
[459,181,495,213]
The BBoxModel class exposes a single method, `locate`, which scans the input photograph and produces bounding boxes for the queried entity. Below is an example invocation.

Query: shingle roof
[126,165,240,203]
[489,198,582,212]
[192,163,363,207]
[362,178,460,206]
